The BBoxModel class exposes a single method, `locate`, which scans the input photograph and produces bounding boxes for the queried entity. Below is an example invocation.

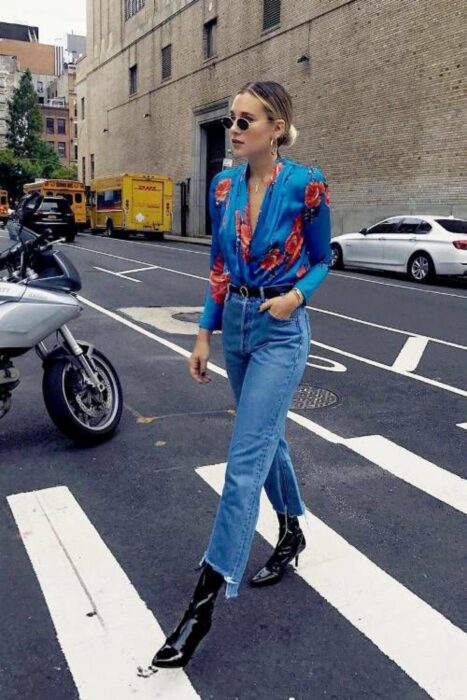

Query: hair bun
[284,124,298,147]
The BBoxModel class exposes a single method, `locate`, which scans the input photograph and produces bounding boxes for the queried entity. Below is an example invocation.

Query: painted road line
[78,297,466,514]
[311,340,467,398]
[307,305,467,352]
[344,435,467,514]
[456,422,467,431]
[94,266,142,283]
[197,462,467,700]
[7,486,200,700]
[119,265,160,275]
[392,336,431,372]
[330,271,467,300]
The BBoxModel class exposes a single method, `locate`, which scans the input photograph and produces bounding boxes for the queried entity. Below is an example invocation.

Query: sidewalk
[165,233,211,247]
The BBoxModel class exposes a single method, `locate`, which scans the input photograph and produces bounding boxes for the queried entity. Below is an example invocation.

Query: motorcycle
[0,223,123,445]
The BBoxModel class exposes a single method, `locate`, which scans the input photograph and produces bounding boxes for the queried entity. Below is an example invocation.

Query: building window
[81,97,85,120]
[74,100,77,118]
[57,118,66,134]
[37,80,43,93]
[58,142,66,158]
[74,122,78,138]
[124,0,145,21]
[46,117,54,134]
[129,64,138,96]
[162,45,172,81]
[91,154,95,180]
[82,156,86,183]
[263,0,281,31]
[74,144,78,161]
[204,19,217,59]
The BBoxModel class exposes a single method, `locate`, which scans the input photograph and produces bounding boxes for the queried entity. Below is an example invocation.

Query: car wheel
[408,252,435,283]
[330,243,344,270]
[105,220,114,238]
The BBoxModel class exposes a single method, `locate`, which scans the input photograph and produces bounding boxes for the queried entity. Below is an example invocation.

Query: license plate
[47,214,58,219]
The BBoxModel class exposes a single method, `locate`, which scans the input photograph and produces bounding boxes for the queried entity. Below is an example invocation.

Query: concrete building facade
[76,0,467,237]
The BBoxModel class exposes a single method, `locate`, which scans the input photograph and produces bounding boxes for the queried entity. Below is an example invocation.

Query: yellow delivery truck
[89,173,173,239]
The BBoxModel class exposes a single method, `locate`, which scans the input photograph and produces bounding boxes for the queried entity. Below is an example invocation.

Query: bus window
[46,191,54,196]
[0,195,7,205]
[62,194,74,206]
[75,193,83,203]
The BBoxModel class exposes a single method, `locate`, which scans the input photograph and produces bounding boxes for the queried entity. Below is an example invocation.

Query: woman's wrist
[290,287,304,307]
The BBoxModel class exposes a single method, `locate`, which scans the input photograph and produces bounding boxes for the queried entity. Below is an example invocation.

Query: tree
[6,69,42,159]
[34,140,60,178]
[0,149,39,202]
[51,164,78,180]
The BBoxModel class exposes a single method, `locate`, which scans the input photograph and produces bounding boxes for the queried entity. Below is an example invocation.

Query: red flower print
[260,247,286,271]
[271,161,284,184]
[215,178,232,203]
[284,213,304,270]
[325,187,331,206]
[304,180,325,209]
[210,253,231,304]
[235,207,252,262]
[296,265,308,279]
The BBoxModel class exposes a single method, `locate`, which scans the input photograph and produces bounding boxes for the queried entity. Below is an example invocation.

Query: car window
[398,218,431,233]
[435,218,467,234]
[367,219,401,234]
[39,199,70,213]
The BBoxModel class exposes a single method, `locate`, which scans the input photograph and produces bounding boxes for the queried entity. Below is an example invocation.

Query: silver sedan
[330,216,467,283]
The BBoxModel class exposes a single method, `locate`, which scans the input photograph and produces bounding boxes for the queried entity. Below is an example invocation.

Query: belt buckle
[239,285,249,298]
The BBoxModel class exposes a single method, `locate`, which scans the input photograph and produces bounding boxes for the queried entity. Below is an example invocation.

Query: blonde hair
[238,80,298,148]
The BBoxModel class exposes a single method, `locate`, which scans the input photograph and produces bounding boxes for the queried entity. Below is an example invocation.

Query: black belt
[228,284,295,298]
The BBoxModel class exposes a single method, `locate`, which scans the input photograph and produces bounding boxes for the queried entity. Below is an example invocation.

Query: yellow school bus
[0,189,9,224]
[89,173,173,239]
[23,179,86,229]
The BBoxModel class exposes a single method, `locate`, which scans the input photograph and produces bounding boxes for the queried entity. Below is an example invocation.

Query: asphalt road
[0,228,466,700]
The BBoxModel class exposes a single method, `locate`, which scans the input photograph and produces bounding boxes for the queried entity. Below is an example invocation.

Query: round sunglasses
[220,115,274,131]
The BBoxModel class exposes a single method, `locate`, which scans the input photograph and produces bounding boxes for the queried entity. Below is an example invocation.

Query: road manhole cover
[291,384,339,410]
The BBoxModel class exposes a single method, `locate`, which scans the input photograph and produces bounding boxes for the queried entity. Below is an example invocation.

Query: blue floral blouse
[199,154,332,331]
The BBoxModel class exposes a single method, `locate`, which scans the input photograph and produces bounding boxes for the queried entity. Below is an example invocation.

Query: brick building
[76,0,466,237]
[47,64,79,166]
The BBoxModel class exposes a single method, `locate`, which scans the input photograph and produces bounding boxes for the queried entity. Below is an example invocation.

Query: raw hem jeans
[198,287,311,599]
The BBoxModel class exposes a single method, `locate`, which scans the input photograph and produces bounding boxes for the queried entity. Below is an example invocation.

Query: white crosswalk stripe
[7,486,200,700]
[197,462,467,700]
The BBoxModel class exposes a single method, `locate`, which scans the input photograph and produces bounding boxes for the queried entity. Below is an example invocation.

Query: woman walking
[152,80,331,668]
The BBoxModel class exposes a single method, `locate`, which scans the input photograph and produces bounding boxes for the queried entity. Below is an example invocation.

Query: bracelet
[291,287,304,305]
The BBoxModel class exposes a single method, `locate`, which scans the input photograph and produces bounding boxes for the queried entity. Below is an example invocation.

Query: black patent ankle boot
[151,563,225,668]
[250,511,306,587]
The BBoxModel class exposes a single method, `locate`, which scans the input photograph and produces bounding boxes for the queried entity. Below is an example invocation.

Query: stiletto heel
[250,511,306,587]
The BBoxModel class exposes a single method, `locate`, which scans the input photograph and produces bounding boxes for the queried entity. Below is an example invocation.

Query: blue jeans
[198,287,311,599]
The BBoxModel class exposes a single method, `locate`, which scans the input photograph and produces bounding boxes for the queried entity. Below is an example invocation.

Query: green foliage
[0,149,39,201]
[51,164,78,180]
[6,69,42,159]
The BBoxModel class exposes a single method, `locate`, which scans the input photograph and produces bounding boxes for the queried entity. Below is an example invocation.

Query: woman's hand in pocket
[259,292,300,320]
[189,334,212,384]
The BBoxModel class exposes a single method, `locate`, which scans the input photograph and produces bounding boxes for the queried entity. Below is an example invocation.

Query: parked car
[330,215,467,282]
[7,193,77,243]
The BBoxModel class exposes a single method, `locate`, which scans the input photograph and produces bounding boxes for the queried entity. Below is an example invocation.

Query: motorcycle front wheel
[42,348,123,445]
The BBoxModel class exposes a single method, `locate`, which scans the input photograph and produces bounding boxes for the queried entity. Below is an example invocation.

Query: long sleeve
[294,167,332,303]
[198,174,231,331]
